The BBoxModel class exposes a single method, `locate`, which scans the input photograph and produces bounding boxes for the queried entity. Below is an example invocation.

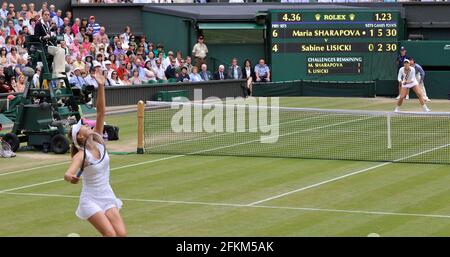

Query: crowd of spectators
[0,1,272,98]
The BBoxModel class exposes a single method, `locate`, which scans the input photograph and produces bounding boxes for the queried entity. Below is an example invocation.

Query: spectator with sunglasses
[108,71,123,86]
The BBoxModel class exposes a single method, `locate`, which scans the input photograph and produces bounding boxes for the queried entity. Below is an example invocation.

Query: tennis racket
[403,69,411,84]
[76,133,107,178]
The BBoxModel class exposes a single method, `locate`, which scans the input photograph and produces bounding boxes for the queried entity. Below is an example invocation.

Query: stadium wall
[71,2,144,35]
[141,11,194,58]
[103,80,246,107]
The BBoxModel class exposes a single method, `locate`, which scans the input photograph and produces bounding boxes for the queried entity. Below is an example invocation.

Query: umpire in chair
[33,10,66,78]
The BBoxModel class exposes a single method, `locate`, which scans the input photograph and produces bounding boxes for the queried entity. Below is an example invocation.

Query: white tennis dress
[76,142,123,220]
[398,67,419,88]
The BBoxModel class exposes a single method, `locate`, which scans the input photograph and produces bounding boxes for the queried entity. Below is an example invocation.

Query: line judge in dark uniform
[34,10,66,77]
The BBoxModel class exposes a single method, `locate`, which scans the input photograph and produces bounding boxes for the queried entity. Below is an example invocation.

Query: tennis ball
[367,233,380,237]
[67,233,80,237]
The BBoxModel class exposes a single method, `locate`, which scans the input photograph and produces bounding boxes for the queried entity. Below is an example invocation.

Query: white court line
[0,155,185,193]
[3,191,450,220]
[0,116,370,193]
[248,143,450,206]
[0,179,64,193]
[0,161,69,177]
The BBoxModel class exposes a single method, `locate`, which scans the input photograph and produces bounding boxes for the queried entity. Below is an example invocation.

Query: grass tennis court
[1,97,450,236]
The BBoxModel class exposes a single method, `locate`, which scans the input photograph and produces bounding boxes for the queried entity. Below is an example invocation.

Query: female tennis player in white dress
[64,70,126,237]
[395,59,430,112]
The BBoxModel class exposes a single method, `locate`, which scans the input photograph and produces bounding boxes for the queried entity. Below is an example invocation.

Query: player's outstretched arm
[93,71,106,135]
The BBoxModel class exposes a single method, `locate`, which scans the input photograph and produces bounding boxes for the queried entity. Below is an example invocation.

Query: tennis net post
[387,113,392,149]
[137,100,144,154]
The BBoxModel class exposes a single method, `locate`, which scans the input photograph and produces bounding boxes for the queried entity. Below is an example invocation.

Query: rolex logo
[349,13,355,21]
[315,14,321,21]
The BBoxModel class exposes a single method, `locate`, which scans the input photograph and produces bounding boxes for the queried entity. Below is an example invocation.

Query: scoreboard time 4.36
[268,9,403,82]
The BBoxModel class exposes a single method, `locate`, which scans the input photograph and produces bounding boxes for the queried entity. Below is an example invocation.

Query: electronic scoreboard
[268,9,404,82]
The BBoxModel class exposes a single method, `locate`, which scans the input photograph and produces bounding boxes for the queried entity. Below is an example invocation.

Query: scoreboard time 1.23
[268,9,403,82]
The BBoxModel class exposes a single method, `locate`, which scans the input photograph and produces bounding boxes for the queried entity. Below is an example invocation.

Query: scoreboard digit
[269,9,403,82]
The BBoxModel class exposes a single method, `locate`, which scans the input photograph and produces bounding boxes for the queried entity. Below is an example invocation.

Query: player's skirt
[76,184,123,220]
[401,81,419,89]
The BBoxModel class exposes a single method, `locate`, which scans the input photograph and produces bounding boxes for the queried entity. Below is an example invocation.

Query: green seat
[147,80,157,84]
[167,78,177,83]
[158,79,167,84]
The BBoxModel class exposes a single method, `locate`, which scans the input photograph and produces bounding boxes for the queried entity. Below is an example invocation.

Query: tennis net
[143,100,450,164]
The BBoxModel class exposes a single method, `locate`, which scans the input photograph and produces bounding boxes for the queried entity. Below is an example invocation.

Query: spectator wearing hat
[104,60,114,79]
[69,67,85,89]
[84,55,94,71]
[192,35,208,69]
[178,66,190,82]
[88,15,100,36]
[396,46,410,71]
[84,62,102,88]
[15,18,25,34]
